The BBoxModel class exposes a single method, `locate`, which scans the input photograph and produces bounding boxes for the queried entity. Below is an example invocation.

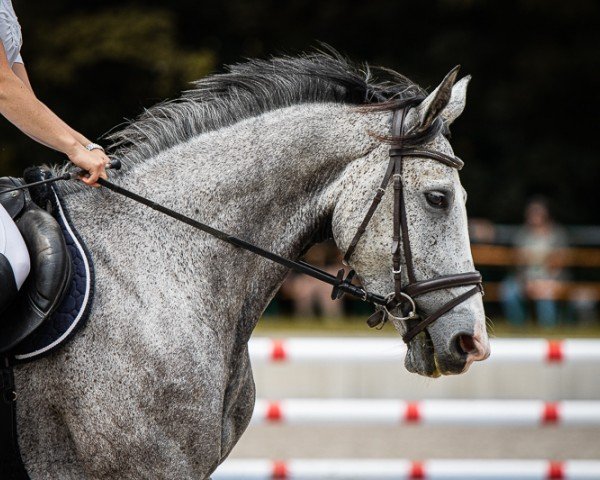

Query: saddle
[0,169,72,355]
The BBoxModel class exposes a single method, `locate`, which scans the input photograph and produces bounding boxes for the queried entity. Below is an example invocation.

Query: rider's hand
[67,145,109,187]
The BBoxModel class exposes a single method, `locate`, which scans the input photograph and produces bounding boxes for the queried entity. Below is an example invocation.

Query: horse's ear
[412,65,461,133]
[440,75,471,126]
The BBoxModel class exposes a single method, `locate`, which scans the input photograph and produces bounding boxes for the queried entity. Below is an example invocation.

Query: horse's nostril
[456,334,476,355]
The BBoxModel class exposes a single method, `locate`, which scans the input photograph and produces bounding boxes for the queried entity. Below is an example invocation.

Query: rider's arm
[0,43,108,185]
[12,62,99,150]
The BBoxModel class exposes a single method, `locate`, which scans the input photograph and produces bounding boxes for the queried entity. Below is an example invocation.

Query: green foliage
[31,8,214,96]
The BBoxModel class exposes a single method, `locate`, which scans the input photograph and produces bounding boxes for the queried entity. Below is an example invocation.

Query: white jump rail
[248,338,600,364]
[214,459,600,479]
[251,399,600,426]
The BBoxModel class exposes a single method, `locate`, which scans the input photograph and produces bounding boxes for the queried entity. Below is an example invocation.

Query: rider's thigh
[0,204,30,289]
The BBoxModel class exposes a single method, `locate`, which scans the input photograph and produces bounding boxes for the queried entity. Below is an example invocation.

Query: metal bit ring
[383,292,417,322]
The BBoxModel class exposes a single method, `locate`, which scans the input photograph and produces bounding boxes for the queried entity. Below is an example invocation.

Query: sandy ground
[229,425,600,460]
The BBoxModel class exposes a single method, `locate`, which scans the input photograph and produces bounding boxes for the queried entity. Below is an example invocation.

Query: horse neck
[136,103,379,247]
[68,103,384,333]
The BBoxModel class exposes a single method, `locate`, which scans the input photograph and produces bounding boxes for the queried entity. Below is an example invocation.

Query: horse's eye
[425,191,449,209]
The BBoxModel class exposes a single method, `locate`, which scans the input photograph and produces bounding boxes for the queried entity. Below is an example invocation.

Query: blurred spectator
[569,286,598,326]
[500,197,568,327]
[280,241,343,318]
[469,218,497,244]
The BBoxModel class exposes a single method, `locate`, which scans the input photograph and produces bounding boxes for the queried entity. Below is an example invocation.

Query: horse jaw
[400,327,440,377]
[399,293,490,377]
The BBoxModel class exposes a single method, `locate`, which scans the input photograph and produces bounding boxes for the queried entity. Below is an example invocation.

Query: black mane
[105,49,427,166]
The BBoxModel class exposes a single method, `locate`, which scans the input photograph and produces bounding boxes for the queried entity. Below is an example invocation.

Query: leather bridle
[0,105,483,345]
[342,106,483,343]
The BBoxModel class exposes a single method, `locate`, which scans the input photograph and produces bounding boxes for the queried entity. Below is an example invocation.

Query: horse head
[332,68,490,377]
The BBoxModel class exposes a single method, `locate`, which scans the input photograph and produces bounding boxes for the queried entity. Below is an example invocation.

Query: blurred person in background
[1,0,108,309]
[280,242,343,318]
[500,197,568,327]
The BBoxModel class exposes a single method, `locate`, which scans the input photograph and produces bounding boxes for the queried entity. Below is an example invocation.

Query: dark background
[2,0,598,224]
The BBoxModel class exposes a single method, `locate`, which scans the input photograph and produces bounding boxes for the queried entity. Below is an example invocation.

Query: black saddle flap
[0,205,72,354]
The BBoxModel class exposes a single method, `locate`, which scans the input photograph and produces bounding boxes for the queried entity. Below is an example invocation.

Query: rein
[95,178,385,307]
[2,105,482,344]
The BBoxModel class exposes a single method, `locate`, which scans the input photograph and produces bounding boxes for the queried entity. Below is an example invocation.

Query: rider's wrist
[64,140,84,159]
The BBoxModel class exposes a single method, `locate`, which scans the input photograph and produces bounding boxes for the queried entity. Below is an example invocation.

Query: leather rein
[2,106,482,345]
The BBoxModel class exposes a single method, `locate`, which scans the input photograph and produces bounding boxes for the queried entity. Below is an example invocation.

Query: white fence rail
[232,338,600,478]
[214,459,600,479]
[251,399,600,426]
[248,338,600,364]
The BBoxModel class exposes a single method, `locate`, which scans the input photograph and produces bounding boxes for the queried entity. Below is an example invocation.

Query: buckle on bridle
[383,292,417,322]
[330,268,358,300]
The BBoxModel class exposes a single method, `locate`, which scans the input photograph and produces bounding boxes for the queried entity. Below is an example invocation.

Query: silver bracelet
[85,142,105,152]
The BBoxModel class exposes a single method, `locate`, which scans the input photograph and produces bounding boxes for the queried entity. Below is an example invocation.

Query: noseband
[342,107,483,343]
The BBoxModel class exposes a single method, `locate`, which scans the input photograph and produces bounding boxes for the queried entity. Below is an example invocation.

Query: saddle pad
[12,187,94,363]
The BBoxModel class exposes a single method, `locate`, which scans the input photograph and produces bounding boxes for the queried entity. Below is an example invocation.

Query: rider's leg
[0,204,30,310]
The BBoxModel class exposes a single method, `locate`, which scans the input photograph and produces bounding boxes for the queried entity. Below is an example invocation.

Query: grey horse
[16,53,490,479]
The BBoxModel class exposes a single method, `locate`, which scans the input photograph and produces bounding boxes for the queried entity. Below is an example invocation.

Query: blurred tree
[1,5,214,174]
[31,8,214,95]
